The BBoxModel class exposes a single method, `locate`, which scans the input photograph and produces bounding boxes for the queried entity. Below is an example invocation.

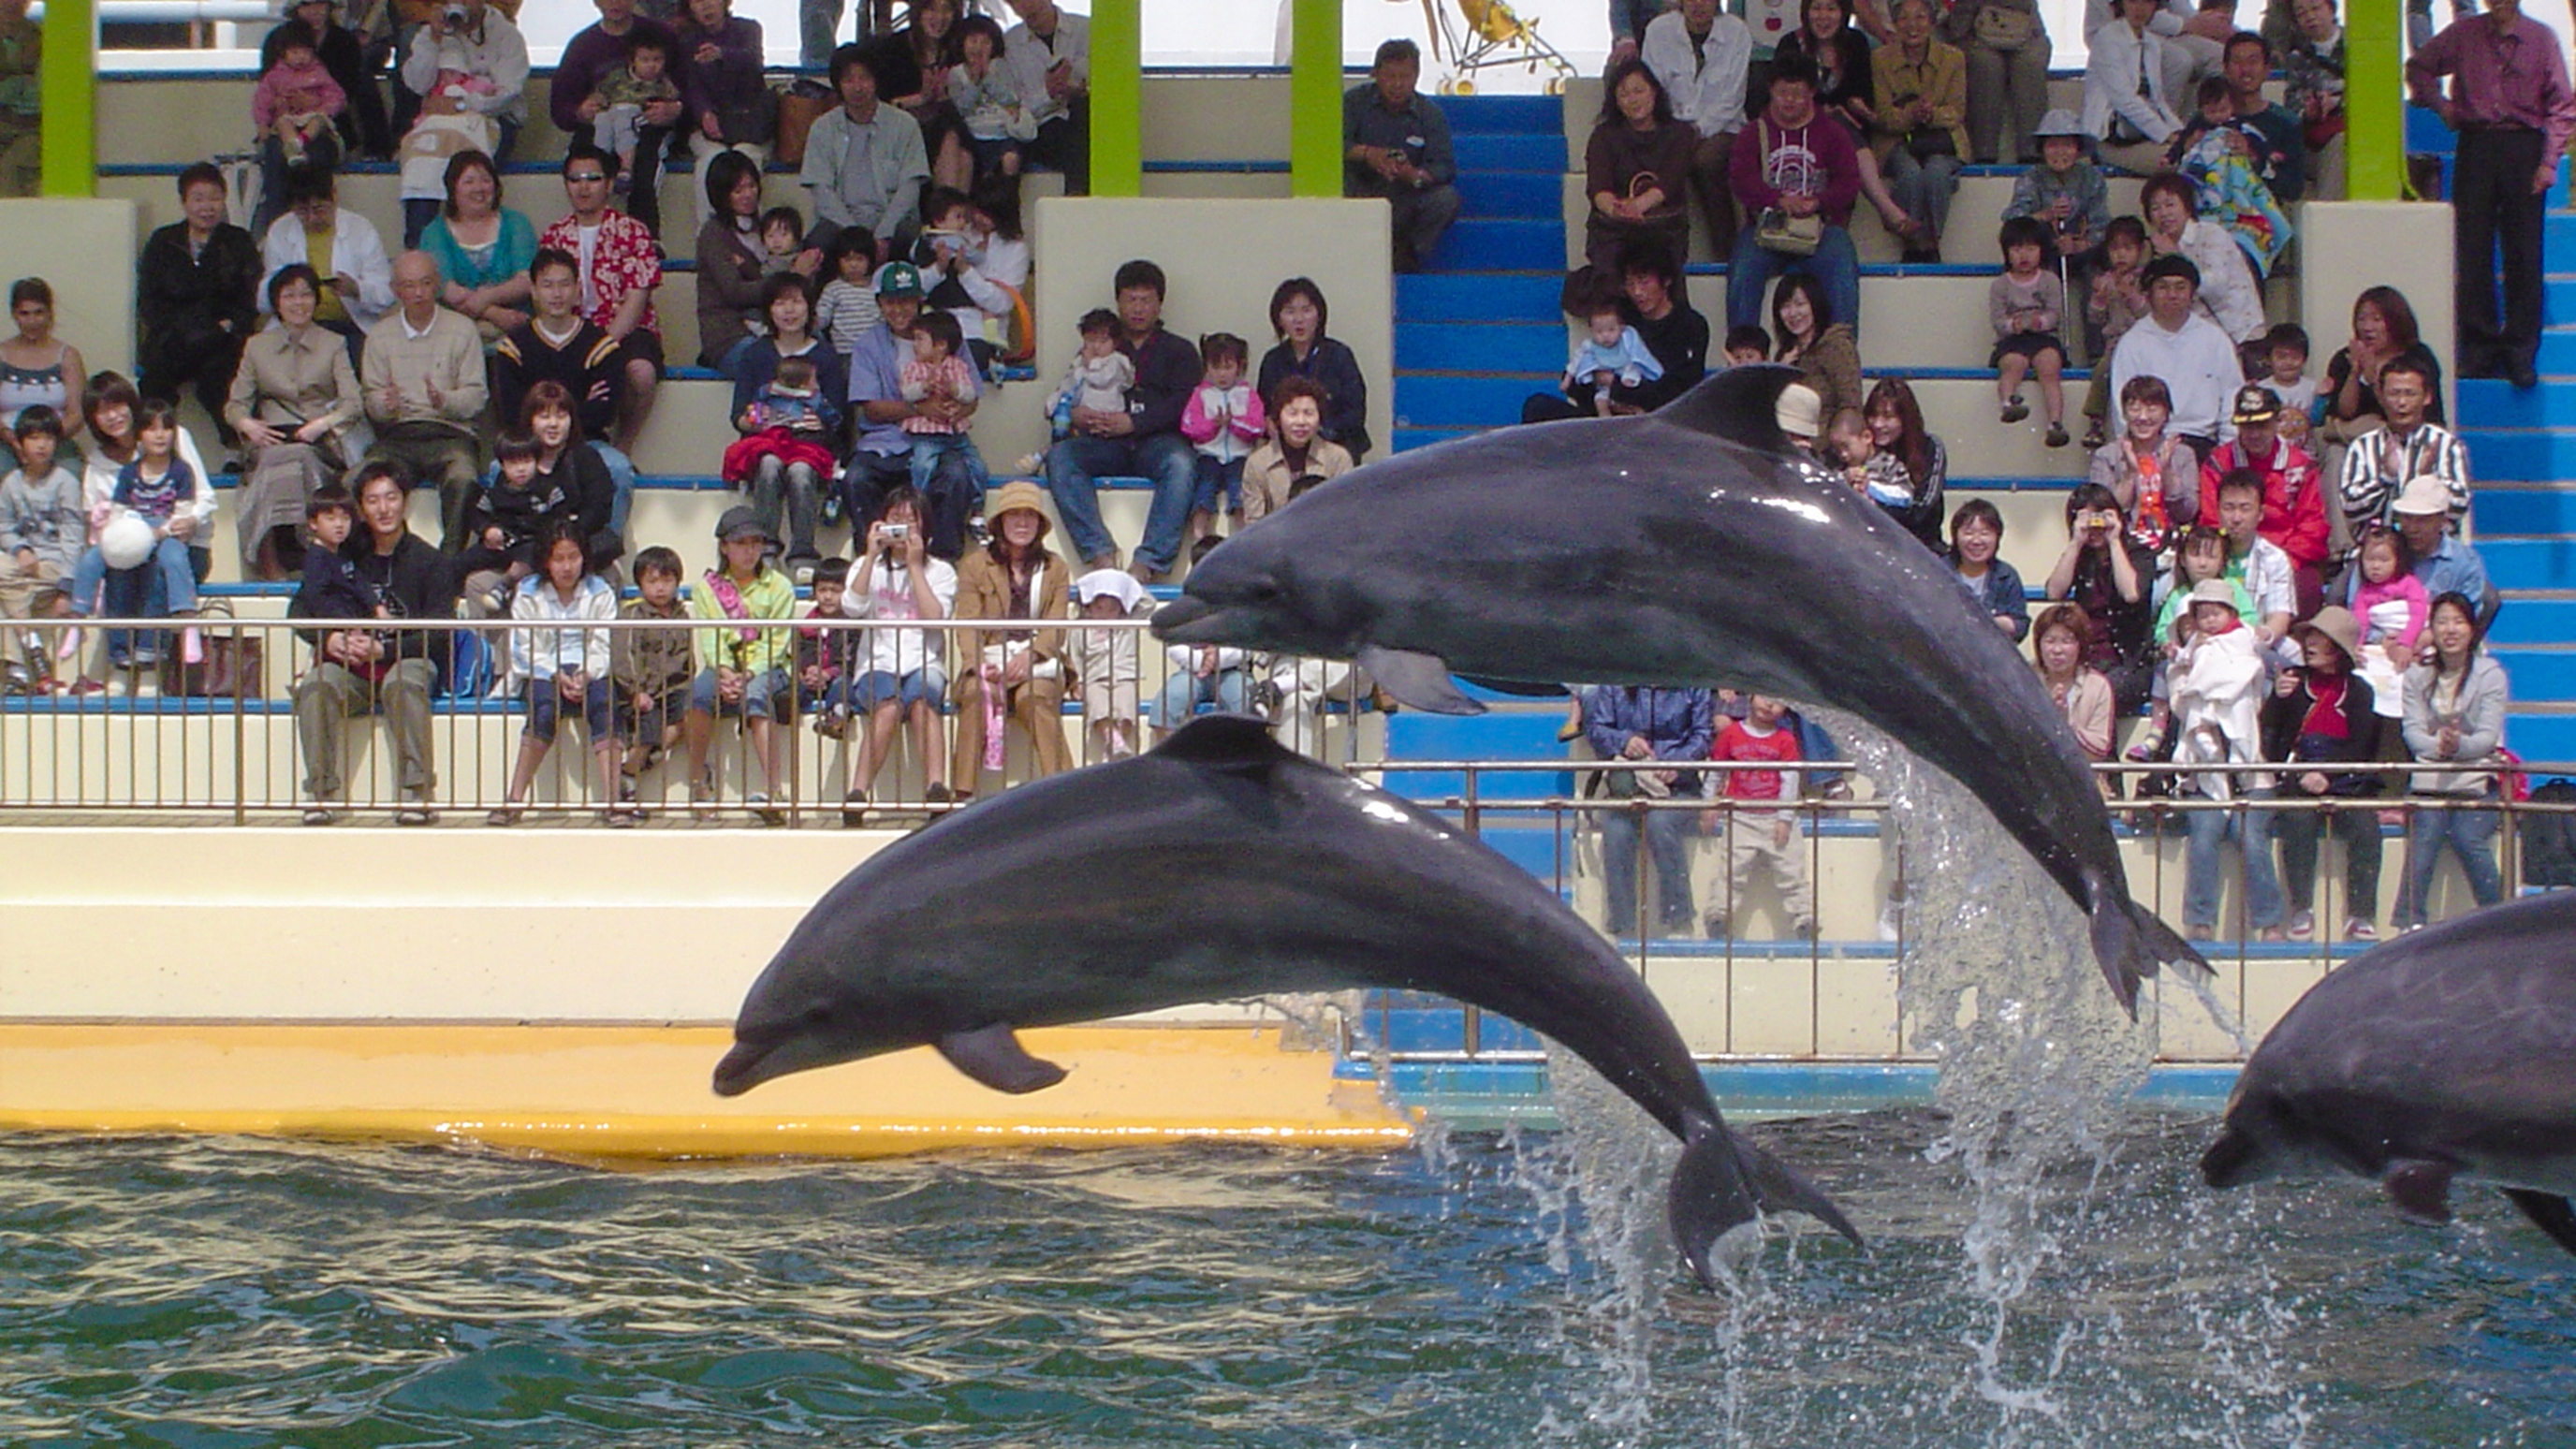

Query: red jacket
[2200,438,2328,568]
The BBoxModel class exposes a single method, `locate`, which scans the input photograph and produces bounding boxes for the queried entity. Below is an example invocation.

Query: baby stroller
[1413,0,1575,95]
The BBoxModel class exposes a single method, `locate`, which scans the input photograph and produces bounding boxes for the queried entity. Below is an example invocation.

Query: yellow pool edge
[0,1022,1417,1160]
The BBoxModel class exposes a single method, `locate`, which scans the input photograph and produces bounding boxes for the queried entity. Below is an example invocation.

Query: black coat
[1257,334,1374,461]
[137,222,261,359]
[2261,669,2383,797]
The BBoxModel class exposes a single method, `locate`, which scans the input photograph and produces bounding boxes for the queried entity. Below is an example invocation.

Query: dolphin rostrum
[1150,366,2204,1015]
[2202,891,2576,1254]
[715,714,1862,1285]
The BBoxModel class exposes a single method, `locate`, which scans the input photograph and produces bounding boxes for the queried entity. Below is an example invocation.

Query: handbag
[1972,1,2039,52]
[717,88,780,147]
[1905,126,1958,161]
[1755,208,1823,256]
[158,600,265,699]
[772,80,837,167]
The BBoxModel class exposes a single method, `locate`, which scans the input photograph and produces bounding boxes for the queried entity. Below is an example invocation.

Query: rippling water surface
[7,1114,2575,1448]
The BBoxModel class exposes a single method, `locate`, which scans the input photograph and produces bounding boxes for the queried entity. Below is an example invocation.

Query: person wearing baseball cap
[2354,474,2498,625]
[842,257,978,560]
[2199,383,2328,616]
[681,504,798,824]
[2109,246,2241,467]
[2267,603,2386,943]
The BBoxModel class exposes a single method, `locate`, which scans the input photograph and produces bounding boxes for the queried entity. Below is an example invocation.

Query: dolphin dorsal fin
[1653,364,1800,453]
[1153,712,1292,769]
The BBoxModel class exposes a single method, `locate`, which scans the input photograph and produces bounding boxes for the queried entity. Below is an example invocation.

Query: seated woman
[1773,272,1862,422]
[1857,377,1947,551]
[2030,601,2115,796]
[417,151,535,342]
[2043,481,2159,710]
[2319,284,2445,457]
[458,381,621,618]
[1868,0,1967,263]
[1,277,87,464]
[949,481,1071,799]
[1257,277,1373,461]
[694,152,782,373]
[1949,497,2027,640]
[913,186,1025,379]
[226,264,363,578]
[726,274,849,572]
[1583,60,1697,277]
[2396,590,2510,929]
[71,373,212,678]
[2143,172,2265,344]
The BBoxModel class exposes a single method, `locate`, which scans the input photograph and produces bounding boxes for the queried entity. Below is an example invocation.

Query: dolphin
[714,714,1863,1286]
[2202,891,2576,1254]
[1150,365,2203,1016]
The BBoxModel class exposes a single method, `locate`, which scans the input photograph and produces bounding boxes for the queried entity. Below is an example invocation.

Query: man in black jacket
[1523,251,1711,423]
[137,164,263,443]
[289,460,464,825]
[1041,258,1201,581]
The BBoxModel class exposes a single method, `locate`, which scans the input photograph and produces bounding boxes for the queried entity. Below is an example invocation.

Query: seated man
[1522,251,1711,423]
[2336,354,2468,534]
[1041,258,1201,582]
[1582,683,1714,940]
[1003,0,1090,194]
[1342,38,1461,273]
[845,262,980,561]
[493,246,637,538]
[801,43,930,264]
[361,251,489,549]
[537,145,661,453]
[1727,58,1864,332]
[289,460,462,826]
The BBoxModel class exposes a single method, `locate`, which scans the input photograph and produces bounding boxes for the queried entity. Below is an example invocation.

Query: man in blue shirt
[1582,684,1716,939]
[2385,473,2499,628]
[845,261,978,560]
[1342,38,1462,273]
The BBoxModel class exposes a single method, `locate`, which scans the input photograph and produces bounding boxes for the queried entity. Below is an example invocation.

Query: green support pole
[1289,0,1342,198]
[37,0,96,197]
[1090,0,1142,198]
[2347,0,2402,201]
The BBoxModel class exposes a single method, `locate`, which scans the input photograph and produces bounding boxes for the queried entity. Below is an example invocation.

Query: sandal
[599,805,641,828]
[842,788,871,828]
[486,805,523,827]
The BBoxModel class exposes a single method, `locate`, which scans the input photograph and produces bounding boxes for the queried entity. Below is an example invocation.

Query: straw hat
[2292,605,2363,663]
[2392,475,2453,517]
[984,480,1054,540]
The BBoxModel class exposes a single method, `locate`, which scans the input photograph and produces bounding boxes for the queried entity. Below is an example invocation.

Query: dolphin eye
[803,1003,833,1026]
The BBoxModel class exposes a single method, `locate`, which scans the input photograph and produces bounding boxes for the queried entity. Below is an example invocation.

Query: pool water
[7,1113,2575,1449]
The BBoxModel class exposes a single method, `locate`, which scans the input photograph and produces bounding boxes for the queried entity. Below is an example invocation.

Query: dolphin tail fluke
[2084,867,2212,1019]
[1668,1118,1864,1287]
[2501,1189,2576,1256]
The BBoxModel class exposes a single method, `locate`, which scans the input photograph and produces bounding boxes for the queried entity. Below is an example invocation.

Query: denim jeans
[2183,797,2284,933]
[907,432,990,503]
[1726,223,1861,333]
[1599,804,1695,936]
[1792,710,1843,794]
[70,537,198,619]
[595,444,638,542]
[750,455,824,564]
[1882,149,1961,248]
[1043,431,1197,573]
[2398,797,2505,927]
[1149,666,1248,726]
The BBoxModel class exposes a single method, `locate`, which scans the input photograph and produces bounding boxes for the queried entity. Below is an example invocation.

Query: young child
[613,545,694,790]
[66,402,201,668]
[2168,77,2240,175]
[1720,325,1772,368]
[0,406,81,690]
[1179,332,1265,545]
[1063,565,1147,763]
[2349,524,2428,726]
[2261,607,2384,941]
[294,483,376,625]
[1564,296,1661,417]
[2003,110,2110,304]
[899,310,990,497]
[253,29,347,167]
[1701,694,1814,941]
[2257,323,2318,449]
[837,490,959,817]
[2082,217,2153,448]
[757,207,809,281]
[797,557,858,730]
[460,432,577,616]
[490,520,631,827]
[720,355,842,495]
[1991,216,2071,448]
[2132,525,2255,763]
[1046,308,1133,442]
[2169,576,2271,929]
[685,507,799,824]
[812,227,883,358]
[588,32,681,182]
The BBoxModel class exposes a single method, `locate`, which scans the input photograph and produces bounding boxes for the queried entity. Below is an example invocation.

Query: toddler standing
[1179,332,1264,544]
[1702,694,1815,941]
[1064,566,1147,762]
[812,229,883,357]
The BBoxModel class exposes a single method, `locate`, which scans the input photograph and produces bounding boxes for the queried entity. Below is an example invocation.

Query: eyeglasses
[566,173,608,184]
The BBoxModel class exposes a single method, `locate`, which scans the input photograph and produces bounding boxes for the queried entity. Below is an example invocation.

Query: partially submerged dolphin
[1151,366,2203,1015]
[2203,892,2576,1254]
[715,714,1862,1285]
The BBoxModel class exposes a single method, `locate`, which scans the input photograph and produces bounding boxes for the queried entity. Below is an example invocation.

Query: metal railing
[0,616,1376,824]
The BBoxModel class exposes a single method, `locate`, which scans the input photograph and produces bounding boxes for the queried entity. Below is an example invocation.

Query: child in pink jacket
[253,30,347,166]
[1179,332,1265,543]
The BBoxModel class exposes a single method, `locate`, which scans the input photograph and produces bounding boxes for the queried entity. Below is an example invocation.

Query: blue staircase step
[1392,424,1486,452]
[2491,648,2576,697]
[2457,376,2576,426]
[2503,711,2576,764]
[1457,168,1566,219]
[1427,218,1567,271]
[2486,597,2576,646]
[1387,709,1575,759]
[1397,320,1568,373]
[1452,132,1565,170]
[2406,104,2453,154]
[1478,821,1577,881]
[2476,538,2576,591]
[1395,372,1548,427]
[2458,430,2576,483]
[1398,271,1564,321]
[2549,214,2576,258]
[1443,94,1571,131]
[2472,487,2576,535]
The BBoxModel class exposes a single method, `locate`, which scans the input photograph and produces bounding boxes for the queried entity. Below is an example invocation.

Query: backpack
[2518,781,2576,888]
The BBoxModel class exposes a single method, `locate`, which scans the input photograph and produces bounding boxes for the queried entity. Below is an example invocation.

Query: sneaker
[1999,396,2030,424]
[2287,909,2315,940]
[394,801,438,826]
[2124,724,2167,763]
[300,804,343,827]
[924,782,954,805]
[1876,904,1900,942]
[486,805,524,827]
[2043,423,2070,449]
[748,791,786,827]
[3,662,28,694]
[2344,918,2378,941]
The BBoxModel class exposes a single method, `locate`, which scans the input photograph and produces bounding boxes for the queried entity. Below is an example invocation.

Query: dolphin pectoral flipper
[937,1024,1070,1094]
[1356,646,1486,716]
[2500,1189,2576,1255]
[2384,1160,2459,1222]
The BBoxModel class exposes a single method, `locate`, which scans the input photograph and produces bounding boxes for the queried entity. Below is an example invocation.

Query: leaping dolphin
[715,714,1863,1286]
[2203,891,2576,1254]
[1151,366,2204,1015]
